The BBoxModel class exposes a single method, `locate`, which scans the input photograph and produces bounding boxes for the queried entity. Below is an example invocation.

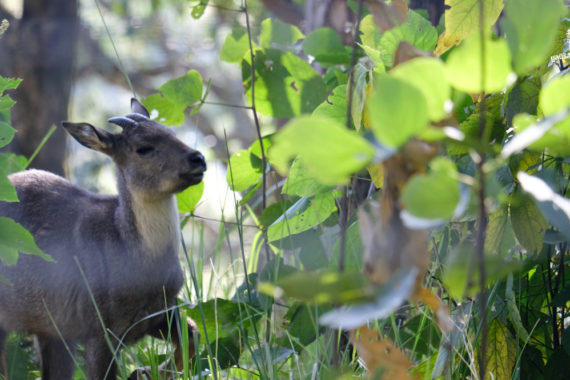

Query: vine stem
[476,0,488,379]
[338,0,365,272]
[243,0,270,262]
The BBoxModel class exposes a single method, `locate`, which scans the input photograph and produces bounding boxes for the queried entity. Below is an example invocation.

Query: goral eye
[136,146,155,156]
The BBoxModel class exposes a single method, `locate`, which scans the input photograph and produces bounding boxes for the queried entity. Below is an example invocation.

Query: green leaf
[539,75,570,130]
[158,70,203,107]
[227,149,262,191]
[0,121,15,148]
[390,57,450,121]
[243,49,326,118]
[510,192,548,256]
[375,10,438,68]
[312,84,348,125]
[220,28,251,63]
[141,94,186,126]
[367,74,428,148]
[191,2,207,19]
[269,115,374,185]
[0,76,21,93]
[267,192,336,242]
[505,76,541,125]
[262,269,371,304]
[443,242,521,300]
[485,204,516,256]
[435,0,504,55]
[282,158,331,197]
[445,34,513,94]
[0,153,26,202]
[401,157,460,220]
[484,318,517,380]
[302,27,349,64]
[320,267,418,330]
[176,181,204,213]
[518,172,570,240]
[501,0,566,75]
[0,217,52,265]
[260,18,304,50]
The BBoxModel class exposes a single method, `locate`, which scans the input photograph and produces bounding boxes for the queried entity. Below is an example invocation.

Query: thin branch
[338,0,365,272]
[243,0,270,262]
[476,1,488,379]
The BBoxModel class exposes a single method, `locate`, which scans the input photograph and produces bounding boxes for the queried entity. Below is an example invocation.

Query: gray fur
[0,98,205,379]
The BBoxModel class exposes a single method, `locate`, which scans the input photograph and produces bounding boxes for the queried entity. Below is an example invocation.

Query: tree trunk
[0,0,78,176]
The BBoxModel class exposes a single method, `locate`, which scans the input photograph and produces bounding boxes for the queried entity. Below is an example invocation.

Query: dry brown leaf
[392,42,431,68]
[350,327,416,379]
[365,0,408,32]
[415,287,454,333]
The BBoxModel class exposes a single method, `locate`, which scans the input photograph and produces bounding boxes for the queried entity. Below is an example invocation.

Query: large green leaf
[485,204,516,256]
[158,69,203,107]
[539,74,570,130]
[501,0,566,75]
[445,34,512,94]
[243,49,326,118]
[226,149,262,191]
[312,84,348,125]
[0,121,15,149]
[269,115,374,185]
[401,157,460,220]
[302,27,349,64]
[142,94,186,126]
[485,318,517,380]
[176,181,204,214]
[0,217,52,265]
[390,57,450,121]
[281,158,331,197]
[368,10,438,68]
[267,192,336,242]
[367,74,428,148]
[220,28,251,63]
[510,192,548,256]
[0,76,21,93]
[505,75,541,125]
[435,0,504,55]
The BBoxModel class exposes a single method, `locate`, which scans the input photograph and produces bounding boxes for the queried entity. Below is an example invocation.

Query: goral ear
[130,98,150,118]
[62,122,115,153]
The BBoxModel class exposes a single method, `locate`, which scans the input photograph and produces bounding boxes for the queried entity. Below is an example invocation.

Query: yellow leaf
[350,327,416,379]
[435,0,504,55]
[478,318,516,380]
[367,162,384,188]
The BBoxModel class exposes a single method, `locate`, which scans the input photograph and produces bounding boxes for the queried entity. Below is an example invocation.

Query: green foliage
[0,217,52,266]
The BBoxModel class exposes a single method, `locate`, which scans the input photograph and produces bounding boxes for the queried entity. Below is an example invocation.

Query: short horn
[108,116,137,129]
[125,113,150,122]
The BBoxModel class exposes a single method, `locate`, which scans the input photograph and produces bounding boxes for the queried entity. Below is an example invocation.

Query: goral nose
[188,151,206,172]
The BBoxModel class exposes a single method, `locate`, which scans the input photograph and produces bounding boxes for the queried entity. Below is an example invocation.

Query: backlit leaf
[401,157,459,220]
[220,28,251,63]
[158,70,203,108]
[367,74,428,148]
[376,10,438,68]
[269,115,374,185]
[445,35,512,94]
[482,318,516,380]
[390,57,450,121]
[312,84,348,125]
[485,204,516,256]
[244,49,326,118]
[510,192,548,256]
[142,94,186,126]
[176,181,204,214]
[227,150,262,191]
[282,158,331,197]
[435,0,504,55]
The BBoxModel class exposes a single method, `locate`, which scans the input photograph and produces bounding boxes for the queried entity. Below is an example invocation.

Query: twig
[338,0,365,272]
[476,1,488,378]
